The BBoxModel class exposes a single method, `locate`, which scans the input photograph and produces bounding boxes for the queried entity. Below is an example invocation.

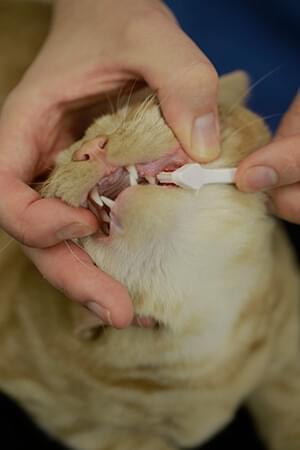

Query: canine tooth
[145,176,156,185]
[101,210,111,223]
[90,186,103,206]
[101,196,115,209]
[127,165,138,185]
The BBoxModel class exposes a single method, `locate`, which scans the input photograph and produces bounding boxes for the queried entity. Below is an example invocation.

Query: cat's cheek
[112,185,163,234]
[112,185,140,219]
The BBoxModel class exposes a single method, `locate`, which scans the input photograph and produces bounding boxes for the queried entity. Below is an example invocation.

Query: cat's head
[42,71,272,330]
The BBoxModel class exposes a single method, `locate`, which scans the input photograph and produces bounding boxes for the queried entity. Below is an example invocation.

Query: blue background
[165,0,299,132]
[165,0,300,269]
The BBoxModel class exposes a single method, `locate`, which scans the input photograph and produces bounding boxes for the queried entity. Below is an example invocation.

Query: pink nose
[72,136,107,161]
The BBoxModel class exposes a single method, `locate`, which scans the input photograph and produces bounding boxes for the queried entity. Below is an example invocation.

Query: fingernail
[57,222,95,240]
[241,166,279,192]
[191,113,220,161]
[86,302,113,326]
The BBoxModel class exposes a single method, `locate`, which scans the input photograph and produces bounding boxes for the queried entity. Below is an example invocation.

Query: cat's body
[0,2,300,450]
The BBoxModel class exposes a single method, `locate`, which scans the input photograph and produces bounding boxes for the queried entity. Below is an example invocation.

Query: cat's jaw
[41,80,273,330]
[80,183,271,331]
[78,144,190,239]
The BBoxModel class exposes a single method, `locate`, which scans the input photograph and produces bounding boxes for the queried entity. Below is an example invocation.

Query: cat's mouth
[85,147,190,237]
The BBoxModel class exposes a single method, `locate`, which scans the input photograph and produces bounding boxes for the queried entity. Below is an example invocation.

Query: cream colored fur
[0,2,300,450]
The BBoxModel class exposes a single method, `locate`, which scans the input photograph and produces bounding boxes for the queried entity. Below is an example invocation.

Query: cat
[0,2,300,450]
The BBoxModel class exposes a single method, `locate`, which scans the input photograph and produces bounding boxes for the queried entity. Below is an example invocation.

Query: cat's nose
[72,136,108,161]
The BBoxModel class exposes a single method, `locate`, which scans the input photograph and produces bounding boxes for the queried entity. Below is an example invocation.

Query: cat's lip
[87,176,177,238]
[87,183,153,237]
[85,146,190,237]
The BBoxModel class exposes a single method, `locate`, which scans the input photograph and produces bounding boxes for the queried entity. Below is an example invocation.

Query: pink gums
[136,146,191,177]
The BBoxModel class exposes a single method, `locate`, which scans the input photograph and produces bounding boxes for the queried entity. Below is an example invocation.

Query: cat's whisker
[116,78,143,127]
[136,123,167,152]
[221,112,283,145]
[111,63,202,135]
[63,240,94,271]
[121,78,139,123]
[130,94,156,131]
[112,94,153,135]
[29,182,45,187]
[116,82,128,112]
[104,92,116,116]
[0,238,14,254]
[226,65,283,115]
[147,115,168,135]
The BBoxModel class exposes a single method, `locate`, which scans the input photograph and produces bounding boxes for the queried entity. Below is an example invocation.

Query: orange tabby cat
[0,2,300,450]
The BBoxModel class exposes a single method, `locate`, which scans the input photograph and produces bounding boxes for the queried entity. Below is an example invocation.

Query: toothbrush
[157,163,237,190]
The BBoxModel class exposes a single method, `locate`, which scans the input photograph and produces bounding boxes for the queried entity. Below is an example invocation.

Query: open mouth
[86,148,190,236]
[87,166,150,236]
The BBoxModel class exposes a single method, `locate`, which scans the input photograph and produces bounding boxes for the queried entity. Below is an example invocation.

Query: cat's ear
[218,71,250,107]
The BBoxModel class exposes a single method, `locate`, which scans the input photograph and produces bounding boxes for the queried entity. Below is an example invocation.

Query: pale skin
[0,0,298,327]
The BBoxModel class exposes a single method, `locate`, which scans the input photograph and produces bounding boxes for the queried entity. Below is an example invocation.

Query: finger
[269,183,300,224]
[236,134,300,192]
[0,173,98,247]
[236,92,300,193]
[126,14,220,162]
[275,91,300,139]
[23,241,134,329]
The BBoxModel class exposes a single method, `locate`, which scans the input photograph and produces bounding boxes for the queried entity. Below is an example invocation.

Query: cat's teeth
[145,176,156,185]
[101,210,111,223]
[126,165,138,185]
[90,186,103,206]
[101,196,116,209]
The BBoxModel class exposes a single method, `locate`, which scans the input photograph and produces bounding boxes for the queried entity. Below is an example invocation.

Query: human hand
[236,92,300,223]
[0,0,219,327]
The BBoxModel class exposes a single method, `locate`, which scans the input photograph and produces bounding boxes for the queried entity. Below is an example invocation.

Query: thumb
[275,91,300,140]
[134,17,220,162]
[0,94,99,248]
[236,92,300,193]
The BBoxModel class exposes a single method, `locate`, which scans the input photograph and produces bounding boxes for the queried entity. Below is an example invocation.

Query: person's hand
[0,0,219,327]
[236,92,300,223]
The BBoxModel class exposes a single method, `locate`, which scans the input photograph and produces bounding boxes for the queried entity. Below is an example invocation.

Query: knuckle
[44,267,74,300]
[124,4,176,42]
[196,62,219,88]
[281,148,300,180]
[175,62,219,102]
[181,62,219,110]
[197,64,219,100]
[17,209,47,248]
[17,222,37,247]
